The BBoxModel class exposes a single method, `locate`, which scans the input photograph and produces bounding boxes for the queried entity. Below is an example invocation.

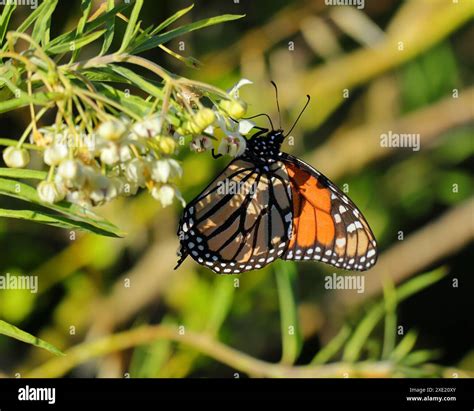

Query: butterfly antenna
[270,81,282,130]
[242,113,274,130]
[284,95,311,137]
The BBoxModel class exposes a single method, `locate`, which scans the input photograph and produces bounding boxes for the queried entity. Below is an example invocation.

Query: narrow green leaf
[0,177,124,237]
[31,0,58,46]
[311,325,351,365]
[70,0,93,62]
[132,14,245,55]
[402,349,440,366]
[2,0,52,50]
[0,208,121,233]
[44,3,131,52]
[342,268,446,362]
[0,319,63,356]
[274,261,302,365]
[150,4,194,35]
[205,277,235,334]
[0,168,47,180]
[109,65,164,98]
[95,83,153,117]
[381,280,397,359]
[100,0,117,56]
[0,3,16,46]
[119,0,144,53]
[47,29,107,55]
[390,330,418,362]
[0,91,59,114]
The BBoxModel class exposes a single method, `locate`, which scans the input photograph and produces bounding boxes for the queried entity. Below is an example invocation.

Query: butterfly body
[176,129,377,274]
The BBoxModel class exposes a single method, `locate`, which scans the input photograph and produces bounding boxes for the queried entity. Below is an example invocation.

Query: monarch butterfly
[175,84,377,274]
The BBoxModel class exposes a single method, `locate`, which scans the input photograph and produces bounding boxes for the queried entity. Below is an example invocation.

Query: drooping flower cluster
[1,79,254,209]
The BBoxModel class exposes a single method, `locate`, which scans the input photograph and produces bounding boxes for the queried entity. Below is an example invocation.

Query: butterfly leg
[211,149,222,159]
[174,248,189,270]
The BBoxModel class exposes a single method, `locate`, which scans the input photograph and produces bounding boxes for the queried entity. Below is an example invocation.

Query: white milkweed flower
[97,119,127,141]
[190,136,213,153]
[150,158,182,183]
[2,146,30,168]
[88,173,110,205]
[227,78,253,99]
[100,143,120,165]
[66,190,91,208]
[43,143,68,166]
[217,135,246,157]
[57,159,85,187]
[119,144,133,162]
[151,184,186,208]
[125,158,147,187]
[37,180,65,203]
[132,116,162,138]
[219,78,252,119]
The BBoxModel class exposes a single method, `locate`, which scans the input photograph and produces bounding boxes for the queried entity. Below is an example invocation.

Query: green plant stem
[0,138,44,151]
[25,324,395,378]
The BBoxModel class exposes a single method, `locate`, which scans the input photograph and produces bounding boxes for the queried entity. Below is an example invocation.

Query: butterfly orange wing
[281,154,377,271]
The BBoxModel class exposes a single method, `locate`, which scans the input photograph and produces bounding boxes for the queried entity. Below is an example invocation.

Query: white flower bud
[2,146,30,168]
[151,159,183,183]
[150,159,170,183]
[119,145,133,162]
[151,184,175,207]
[100,143,120,165]
[97,119,126,141]
[58,160,84,181]
[43,144,68,166]
[37,181,65,203]
[66,190,91,208]
[132,116,162,138]
[125,158,147,187]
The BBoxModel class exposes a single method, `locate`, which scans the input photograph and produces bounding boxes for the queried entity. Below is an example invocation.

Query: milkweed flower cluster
[1,78,254,209]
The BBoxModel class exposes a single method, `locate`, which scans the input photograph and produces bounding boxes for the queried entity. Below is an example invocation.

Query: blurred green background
[0,0,473,378]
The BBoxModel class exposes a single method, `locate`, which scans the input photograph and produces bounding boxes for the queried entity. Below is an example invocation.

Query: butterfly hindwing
[280,153,377,271]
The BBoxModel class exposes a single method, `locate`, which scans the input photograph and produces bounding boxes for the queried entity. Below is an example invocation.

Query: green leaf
[0,177,124,237]
[131,13,245,54]
[31,0,58,46]
[0,91,59,114]
[390,330,418,362]
[100,0,117,56]
[109,65,164,98]
[205,277,235,334]
[1,0,53,50]
[274,261,302,365]
[95,83,152,118]
[0,168,47,180]
[381,280,397,359]
[0,3,16,46]
[43,3,130,53]
[119,0,144,53]
[0,319,63,356]
[70,0,93,62]
[47,29,107,55]
[0,207,122,233]
[311,325,351,365]
[342,267,446,362]
[150,4,194,35]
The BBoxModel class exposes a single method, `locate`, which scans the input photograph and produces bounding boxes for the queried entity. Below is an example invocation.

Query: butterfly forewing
[178,159,293,273]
